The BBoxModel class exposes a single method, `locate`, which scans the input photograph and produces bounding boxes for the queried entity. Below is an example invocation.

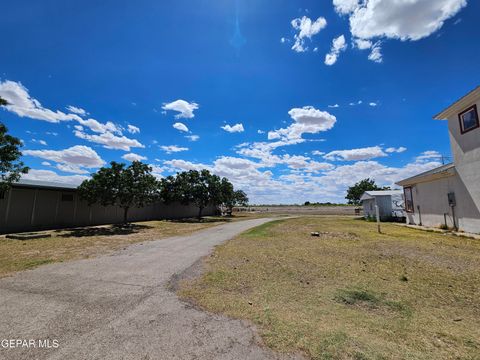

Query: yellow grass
[179,217,480,360]
[0,215,255,278]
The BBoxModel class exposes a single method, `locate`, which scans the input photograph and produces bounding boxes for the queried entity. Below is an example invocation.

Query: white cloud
[0,80,144,151]
[160,145,189,154]
[23,145,105,174]
[291,16,327,52]
[162,100,199,119]
[416,150,442,162]
[32,139,48,146]
[41,161,51,166]
[312,150,326,156]
[323,146,387,161]
[127,124,140,134]
[122,153,147,162]
[257,130,265,134]
[0,80,81,123]
[335,0,466,61]
[66,105,87,117]
[385,146,407,153]
[268,106,336,141]
[369,102,378,107]
[221,123,245,133]
[328,104,340,108]
[173,122,189,132]
[325,35,347,66]
[22,169,88,185]
[185,134,200,141]
[74,129,144,151]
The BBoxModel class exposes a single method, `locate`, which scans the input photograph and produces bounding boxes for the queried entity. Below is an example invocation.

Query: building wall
[405,174,480,233]
[443,97,480,233]
[362,195,398,220]
[0,186,217,234]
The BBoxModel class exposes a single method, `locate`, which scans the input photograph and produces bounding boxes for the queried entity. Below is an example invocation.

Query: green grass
[179,216,480,360]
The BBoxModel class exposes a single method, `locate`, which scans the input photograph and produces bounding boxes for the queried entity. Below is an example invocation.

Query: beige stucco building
[397,86,480,233]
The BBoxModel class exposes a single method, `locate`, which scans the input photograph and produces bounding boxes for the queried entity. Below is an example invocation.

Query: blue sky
[1,0,479,203]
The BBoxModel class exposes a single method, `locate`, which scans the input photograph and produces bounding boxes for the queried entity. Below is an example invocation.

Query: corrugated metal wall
[0,186,216,234]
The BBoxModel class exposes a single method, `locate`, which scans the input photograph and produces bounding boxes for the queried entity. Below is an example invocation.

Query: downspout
[451,205,458,231]
[417,205,422,226]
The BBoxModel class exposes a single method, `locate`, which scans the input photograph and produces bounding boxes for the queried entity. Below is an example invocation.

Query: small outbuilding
[360,190,405,221]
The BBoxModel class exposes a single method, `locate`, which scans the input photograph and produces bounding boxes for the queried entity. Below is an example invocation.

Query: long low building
[0,179,216,234]
[397,86,480,233]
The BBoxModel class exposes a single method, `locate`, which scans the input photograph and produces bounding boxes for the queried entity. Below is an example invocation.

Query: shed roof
[11,179,79,190]
[396,163,455,187]
[360,190,403,201]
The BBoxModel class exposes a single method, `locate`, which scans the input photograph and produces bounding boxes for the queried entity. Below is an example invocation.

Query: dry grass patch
[179,216,480,360]
[0,215,260,278]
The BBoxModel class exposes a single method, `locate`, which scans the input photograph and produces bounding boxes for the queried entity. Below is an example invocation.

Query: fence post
[375,204,381,234]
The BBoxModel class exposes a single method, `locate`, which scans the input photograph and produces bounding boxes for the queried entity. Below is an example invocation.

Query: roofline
[396,163,455,187]
[434,86,480,120]
[10,180,78,191]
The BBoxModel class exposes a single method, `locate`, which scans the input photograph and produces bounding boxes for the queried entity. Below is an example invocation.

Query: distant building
[0,179,215,234]
[397,86,480,233]
[360,190,405,220]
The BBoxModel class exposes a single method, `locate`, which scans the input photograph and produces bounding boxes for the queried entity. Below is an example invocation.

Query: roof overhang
[396,164,456,187]
[434,86,480,120]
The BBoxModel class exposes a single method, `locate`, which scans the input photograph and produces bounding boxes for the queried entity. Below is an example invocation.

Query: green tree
[78,161,160,224]
[219,178,249,214]
[0,97,29,194]
[162,169,223,219]
[345,178,390,205]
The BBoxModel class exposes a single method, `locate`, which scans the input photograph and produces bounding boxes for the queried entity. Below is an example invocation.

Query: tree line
[78,161,249,223]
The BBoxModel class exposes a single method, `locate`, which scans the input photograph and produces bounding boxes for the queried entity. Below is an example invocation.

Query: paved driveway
[0,218,300,360]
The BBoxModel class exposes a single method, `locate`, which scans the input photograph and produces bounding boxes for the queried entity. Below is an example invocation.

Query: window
[0,190,5,200]
[61,193,74,202]
[458,104,479,134]
[404,187,414,213]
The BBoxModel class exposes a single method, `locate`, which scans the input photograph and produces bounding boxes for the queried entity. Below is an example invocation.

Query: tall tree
[163,169,222,219]
[345,178,389,205]
[0,97,29,193]
[78,161,160,224]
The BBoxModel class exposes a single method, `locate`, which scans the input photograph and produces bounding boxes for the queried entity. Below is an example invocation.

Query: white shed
[360,190,405,220]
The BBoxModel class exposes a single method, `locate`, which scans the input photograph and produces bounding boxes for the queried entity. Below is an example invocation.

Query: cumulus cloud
[291,16,327,52]
[369,102,378,107]
[335,0,466,62]
[185,134,200,141]
[23,145,105,174]
[0,80,144,151]
[0,80,81,123]
[22,169,88,185]
[122,153,147,162]
[173,122,189,132]
[323,146,387,161]
[325,35,347,65]
[221,123,245,133]
[268,106,336,141]
[127,124,140,134]
[160,145,189,154]
[74,129,144,151]
[66,105,88,117]
[416,150,442,162]
[162,100,199,119]
[385,146,407,153]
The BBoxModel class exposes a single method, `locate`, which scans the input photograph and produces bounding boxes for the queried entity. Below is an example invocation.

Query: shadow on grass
[169,216,233,224]
[56,224,153,238]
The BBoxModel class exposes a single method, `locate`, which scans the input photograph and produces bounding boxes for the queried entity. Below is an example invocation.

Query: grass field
[0,215,256,278]
[179,217,480,360]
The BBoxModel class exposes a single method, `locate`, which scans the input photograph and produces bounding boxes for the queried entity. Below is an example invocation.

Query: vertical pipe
[30,189,38,227]
[4,189,12,225]
[375,204,381,234]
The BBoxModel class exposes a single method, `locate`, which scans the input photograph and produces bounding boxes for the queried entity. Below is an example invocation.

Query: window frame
[404,187,414,213]
[458,104,479,134]
[61,193,74,202]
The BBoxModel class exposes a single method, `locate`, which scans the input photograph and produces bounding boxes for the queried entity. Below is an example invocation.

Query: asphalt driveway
[0,218,299,360]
